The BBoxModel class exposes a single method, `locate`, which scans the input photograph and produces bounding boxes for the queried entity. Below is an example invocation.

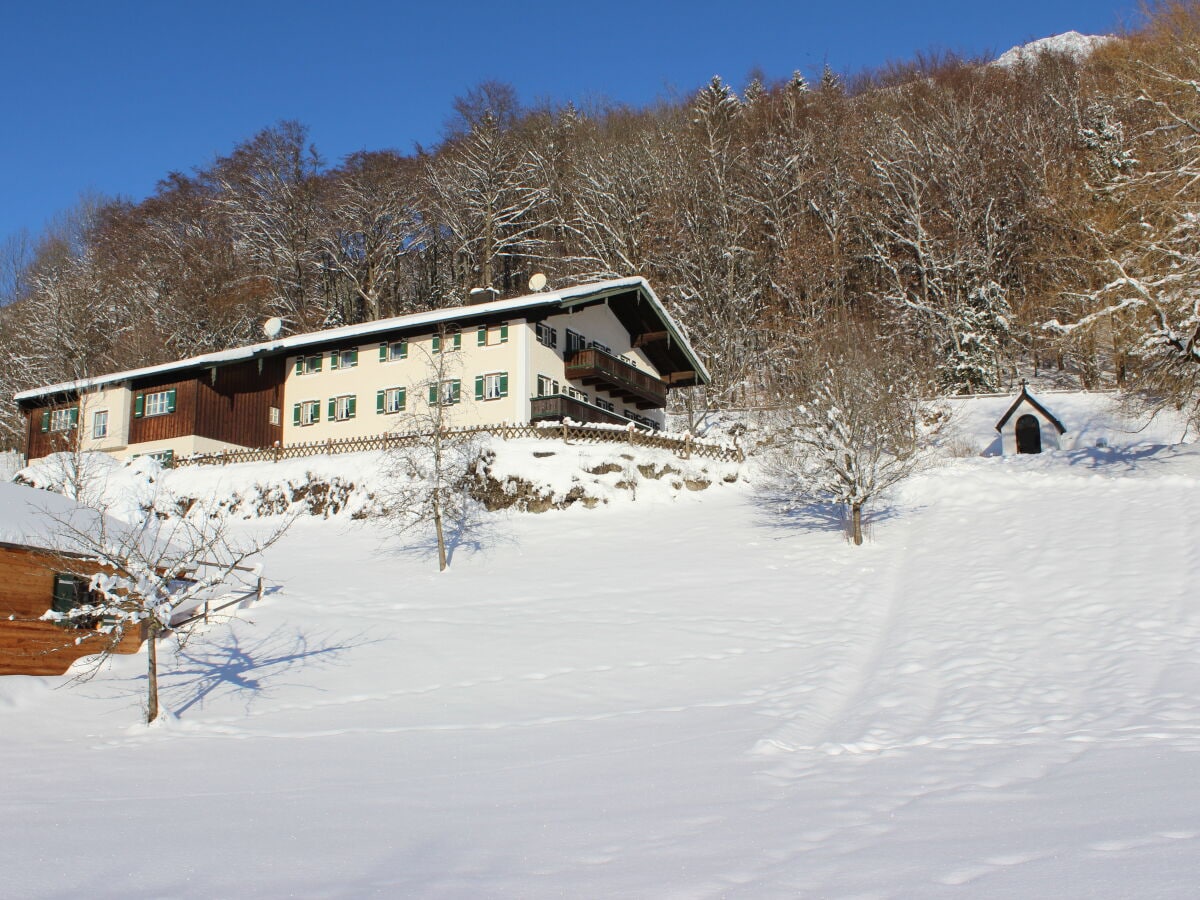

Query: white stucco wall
[280,319,530,444]
[77,385,132,452]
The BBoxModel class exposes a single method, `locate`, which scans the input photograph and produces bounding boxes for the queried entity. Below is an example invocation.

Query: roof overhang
[14,277,710,405]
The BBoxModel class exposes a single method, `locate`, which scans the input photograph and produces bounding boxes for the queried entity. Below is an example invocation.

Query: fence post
[257,576,264,604]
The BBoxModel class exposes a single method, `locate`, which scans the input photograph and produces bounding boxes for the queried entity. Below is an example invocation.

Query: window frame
[535,374,560,397]
[299,399,320,426]
[144,390,173,418]
[92,409,109,439]
[536,322,558,349]
[331,394,357,421]
[49,407,77,433]
[383,387,406,414]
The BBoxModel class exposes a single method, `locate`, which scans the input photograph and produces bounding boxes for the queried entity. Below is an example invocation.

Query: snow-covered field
[2,392,1199,897]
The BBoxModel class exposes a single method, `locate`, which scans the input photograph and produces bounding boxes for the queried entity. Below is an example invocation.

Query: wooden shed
[0,484,144,676]
[995,384,1067,455]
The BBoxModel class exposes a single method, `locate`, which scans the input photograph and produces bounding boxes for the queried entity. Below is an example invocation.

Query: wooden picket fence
[169,422,743,469]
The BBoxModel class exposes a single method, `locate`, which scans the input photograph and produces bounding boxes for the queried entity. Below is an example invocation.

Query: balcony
[564,348,667,410]
[529,394,632,427]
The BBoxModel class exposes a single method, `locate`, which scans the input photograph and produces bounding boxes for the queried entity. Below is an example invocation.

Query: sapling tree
[42,483,290,723]
[768,342,928,545]
[381,323,479,571]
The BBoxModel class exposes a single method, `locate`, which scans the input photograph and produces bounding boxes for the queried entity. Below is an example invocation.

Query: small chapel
[995,383,1067,455]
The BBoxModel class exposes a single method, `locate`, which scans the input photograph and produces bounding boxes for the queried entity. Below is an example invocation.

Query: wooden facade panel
[195,358,286,448]
[0,544,144,676]
[24,402,80,461]
[127,376,199,445]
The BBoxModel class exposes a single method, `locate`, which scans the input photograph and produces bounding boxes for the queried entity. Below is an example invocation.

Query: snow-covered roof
[992,31,1113,68]
[0,482,108,552]
[15,277,710,402]
[995,385,1067,434]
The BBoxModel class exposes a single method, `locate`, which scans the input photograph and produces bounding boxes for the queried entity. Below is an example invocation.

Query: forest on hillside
[2,2,1199,449]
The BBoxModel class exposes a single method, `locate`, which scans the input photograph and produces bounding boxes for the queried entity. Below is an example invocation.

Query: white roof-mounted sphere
[528,273,548,292]
[262,317,284,339]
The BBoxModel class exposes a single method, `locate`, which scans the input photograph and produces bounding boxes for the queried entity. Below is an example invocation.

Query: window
[427,379,461,406]
[330,348,359,370]
[144,390,175,417]
[377,387,406,414]
[595,397,614,412]
[536,322,558,349]
[269,407,281,426]
[379,340,408,362]
[47,407,78,432]
[475,372,509,401]
[432,330,461,353]
[566,329,586,354]
[294,400,321,426]
[536,374,560,397]
[589,340,612,354]
[51,573,92,620]
[329,394,357,421]
[477,323,510,346]
[294,355,323,376]
[133,390,176,419]
[146,449,174,466]
[92,410,109,439]
[567,386,588,403]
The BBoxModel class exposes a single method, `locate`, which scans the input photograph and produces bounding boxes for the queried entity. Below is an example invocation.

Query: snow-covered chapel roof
[995,385,1067,435]
[15,277,710,403]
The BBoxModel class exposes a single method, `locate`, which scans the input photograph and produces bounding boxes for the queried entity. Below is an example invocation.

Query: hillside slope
[1,394,1197,897]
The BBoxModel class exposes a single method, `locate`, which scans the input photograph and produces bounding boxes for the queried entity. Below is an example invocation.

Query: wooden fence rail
[169,422,743,469]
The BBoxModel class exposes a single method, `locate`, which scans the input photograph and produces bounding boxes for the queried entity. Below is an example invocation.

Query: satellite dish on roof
[528,273,548,292]
[263,317,283,339]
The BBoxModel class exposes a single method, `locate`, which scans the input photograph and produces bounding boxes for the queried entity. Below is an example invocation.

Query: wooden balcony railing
[564,348,668,409]
[529,394,633,427]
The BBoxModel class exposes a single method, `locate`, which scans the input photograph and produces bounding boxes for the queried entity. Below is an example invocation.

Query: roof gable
[995,386,1067,434]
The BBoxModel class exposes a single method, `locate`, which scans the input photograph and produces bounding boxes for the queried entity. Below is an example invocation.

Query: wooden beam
[632,330,669,349]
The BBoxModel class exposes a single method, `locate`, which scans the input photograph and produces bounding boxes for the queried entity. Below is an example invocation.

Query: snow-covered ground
[2,392,1198,897]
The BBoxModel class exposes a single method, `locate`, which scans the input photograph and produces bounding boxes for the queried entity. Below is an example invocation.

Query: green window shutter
[431,334,441,354]
[396,388,406,410]
[40,411,50,432]
[328,397,336,419]
[475,375,485,401]
[294,359,303,376]
[314,355,323,373]
[376,390,385,414]
[52,574,81,614]
[330,350,339,370]
[451,380,461,403]
[134,394,144,418]
[500,323,509,343]
[163,450,174,464]
[293,404,301,426]
[347,349,358,367]
[166,389,177,413]
[428,383,438,405]
[379,343,388,362]
[477,325,487,346]
[399,341,408,359]
[498,372,509,397]
[313,402,320,423]
[347,396,356,419]
[69,407,79,428]
[453,332,462,350]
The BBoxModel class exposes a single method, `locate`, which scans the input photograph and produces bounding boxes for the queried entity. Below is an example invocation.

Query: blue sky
[0,0,1139,251]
